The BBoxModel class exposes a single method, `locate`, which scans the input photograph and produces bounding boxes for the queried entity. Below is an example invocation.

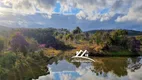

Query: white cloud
[127,68,142,80]
[60,74,73,80]
[0,13,142,30]
[60,0,114,21]
[1,0,36,15]
[1,0,57,18]
[116,0,142,22]
[59,0,141,22]
[34,59,142,80]
[111,0,133,14]
[0,0,142,22]
[76,11,86,20]
[75,65,142,80]
[35,0,57,18]
[59,0,142,22]
[76,70,122,80]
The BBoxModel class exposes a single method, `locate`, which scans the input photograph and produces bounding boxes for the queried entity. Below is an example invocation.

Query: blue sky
[54,2,61,13]
[54,2,81,15]
[0,0,142,31]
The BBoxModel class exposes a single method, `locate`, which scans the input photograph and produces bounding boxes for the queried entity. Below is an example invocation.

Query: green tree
[0,36,4,52]
[10,32,29,55]
[136,35,142,44]
[110,30,128,46]
[72,27,82,34]
[92,31,112,45]
[92,31,103,44]
[65,33,73,40]
[57,34,63,39]
[27,38,39,52]
[127,37,141,53]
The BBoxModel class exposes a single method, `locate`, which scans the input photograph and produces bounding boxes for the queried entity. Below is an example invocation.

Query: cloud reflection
[35,57,142,80]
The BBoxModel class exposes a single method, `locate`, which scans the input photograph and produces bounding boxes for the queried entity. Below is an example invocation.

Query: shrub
[72,26,82,34]
[0,52,17,69]
[10,32,29,55]
[0,36,4,52]
[27,38,39,52]
[127,37,141,53]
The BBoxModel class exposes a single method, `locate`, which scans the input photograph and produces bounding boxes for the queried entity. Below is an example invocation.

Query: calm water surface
[34,56,142,80]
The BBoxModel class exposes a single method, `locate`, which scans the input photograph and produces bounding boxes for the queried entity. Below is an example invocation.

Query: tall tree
[72,27,82,34]
[10,32,29,55]
[127,37,141,53]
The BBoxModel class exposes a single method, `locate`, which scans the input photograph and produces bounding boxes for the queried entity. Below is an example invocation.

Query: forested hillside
[86,30,142,36]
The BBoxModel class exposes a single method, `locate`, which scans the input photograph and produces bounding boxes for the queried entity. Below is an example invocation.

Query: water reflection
[128,57,142,72]
[35,56,142,80]
[92,57,128,77]
[7,61,48,80]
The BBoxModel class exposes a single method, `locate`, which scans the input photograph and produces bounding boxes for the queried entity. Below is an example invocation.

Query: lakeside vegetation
[0,26,142,57]
[0,26,142,79]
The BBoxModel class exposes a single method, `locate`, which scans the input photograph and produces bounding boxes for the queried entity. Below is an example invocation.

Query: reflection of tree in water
[47,54,64,65]
[127,57,142,72]
[65,56,81,68]
[7,53,67,80]
[92,57,128,77]
[8,62,48,80]
[47,55,142,78]
[71,62,81,68]
[0,52,50,80]
[48,54,81,68]
[3,57,48,80]
[50,56,128,77]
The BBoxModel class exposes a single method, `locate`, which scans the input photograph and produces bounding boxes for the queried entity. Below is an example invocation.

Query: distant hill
[0,26,14,37]
[0,26,12,32]
[86,29,142,36]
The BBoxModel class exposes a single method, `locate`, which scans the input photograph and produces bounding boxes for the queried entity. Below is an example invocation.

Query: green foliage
[27,38,39,52]
[0,66,9,80]
[0,52,17,79]
[136,35,142,43]
[57,34,63,39]
[92,31,112,45]
[0,50,49,80]
[0,36,4,52]
[10,32,29,55]
[127,37,141,53]
[0,52,17,69]
[91,30,141,53]
[72,26,82,34]
[74,34,84,41]
[109,50,132,56]
[53,31,58,36]
[65,33,73,40]
[20,28,71,50]
[110,30,128,47]
[92,31,102,44]
[111,30,127,41]
[84,32,90,39]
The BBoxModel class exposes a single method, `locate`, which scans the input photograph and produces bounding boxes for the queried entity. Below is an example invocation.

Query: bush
[0,37,4,52]
[10,32,29,55]
[72,27,82,34]
[127,37,141,53]
[110,30,128,45]
[93,31,112,45]
[136,35,142,44]
[0,52,17,69]
[65,33,73,40]
[27,38,39,52]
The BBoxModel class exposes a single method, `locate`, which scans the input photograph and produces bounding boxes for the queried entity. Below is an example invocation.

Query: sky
[0,0,142,31]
